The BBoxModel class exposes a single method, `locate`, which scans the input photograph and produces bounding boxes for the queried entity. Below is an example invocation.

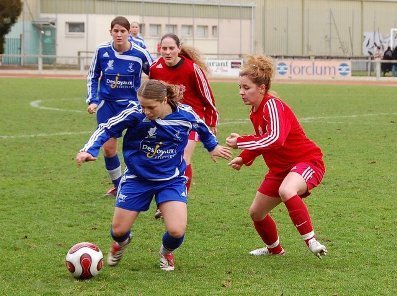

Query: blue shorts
[115,176,188,212]
[96,100,139,137]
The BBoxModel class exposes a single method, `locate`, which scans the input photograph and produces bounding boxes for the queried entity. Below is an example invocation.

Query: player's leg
[103,138,122,196]
[107,207,139,266]
[156,178,187,271]
[279,163,327,258]
[108,177,152,266]
[158,201,187,271]
[249,189,284,256]
[96,101,122,196]
[183,137,198,192]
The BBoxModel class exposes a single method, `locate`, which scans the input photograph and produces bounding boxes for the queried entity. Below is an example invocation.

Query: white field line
[30,100,83,113]
[0,131,91,139]
[1,100,396,140]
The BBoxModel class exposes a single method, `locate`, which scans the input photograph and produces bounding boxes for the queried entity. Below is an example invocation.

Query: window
[149,24,161,37]
[165,25,177,34]
[212,25,218,38]
[196,25,208,38]
[66,22,84,34]
[139,24,145,36]
[181,25,193,37]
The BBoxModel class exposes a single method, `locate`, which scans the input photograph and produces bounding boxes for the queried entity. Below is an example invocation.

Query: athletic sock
[110,229,131,246]
[284,195,315,244]
[161,231,185,254]
[104,155,122,188]
[253,215,284,254]
[185,164,193,192]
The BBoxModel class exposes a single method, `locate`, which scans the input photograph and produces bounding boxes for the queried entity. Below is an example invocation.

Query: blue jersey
[86,41,154,105]
[81,104,218,181]
[128,35,147,49]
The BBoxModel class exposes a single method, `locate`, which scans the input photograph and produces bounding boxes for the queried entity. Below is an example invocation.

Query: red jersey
[237,94,324,175]
[149,56,219,127]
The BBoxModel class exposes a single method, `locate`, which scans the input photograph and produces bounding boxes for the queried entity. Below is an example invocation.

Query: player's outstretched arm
[226,133,240,149]
[76,151,97,166]
[87,103,98,114]
[228,157,243,171]
[209,145,232,162]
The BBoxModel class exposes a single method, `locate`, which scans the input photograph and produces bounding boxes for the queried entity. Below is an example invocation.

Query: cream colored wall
[258,0,397,56]
[36,0,397,58]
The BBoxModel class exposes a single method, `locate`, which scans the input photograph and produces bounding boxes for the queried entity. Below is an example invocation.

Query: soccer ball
[65,242,103,279]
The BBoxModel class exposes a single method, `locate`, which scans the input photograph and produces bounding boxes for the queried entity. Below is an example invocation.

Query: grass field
[0,77,396,295]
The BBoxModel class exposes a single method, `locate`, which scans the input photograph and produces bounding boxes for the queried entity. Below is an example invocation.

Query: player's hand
[76,151,97,166]
[228,157,243,170]
[209,145,232,162]
[226,133,240,149]
[87,103,98,114]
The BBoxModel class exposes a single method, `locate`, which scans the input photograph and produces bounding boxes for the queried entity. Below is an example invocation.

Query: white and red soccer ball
[65,242,103,279]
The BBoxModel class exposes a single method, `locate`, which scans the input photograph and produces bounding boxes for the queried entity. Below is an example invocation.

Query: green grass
[0,78,396,295]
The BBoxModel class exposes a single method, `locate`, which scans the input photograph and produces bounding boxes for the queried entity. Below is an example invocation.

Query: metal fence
[1,53,396,80]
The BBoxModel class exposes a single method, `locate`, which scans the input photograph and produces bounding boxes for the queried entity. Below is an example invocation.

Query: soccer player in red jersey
[226,55,328,259]
[149,33,219,218]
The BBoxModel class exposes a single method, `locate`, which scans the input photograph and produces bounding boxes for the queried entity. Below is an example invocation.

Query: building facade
[3,0,397,65]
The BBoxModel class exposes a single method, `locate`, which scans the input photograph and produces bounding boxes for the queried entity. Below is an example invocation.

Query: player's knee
[278,185,295,201]
[111,225,128,238]
[249,206,262,221]
[166,227,185,238]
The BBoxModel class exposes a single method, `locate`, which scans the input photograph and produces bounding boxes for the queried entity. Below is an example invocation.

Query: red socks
[284,195,315,244]
[185,164,192,192]
[253,215,284,254]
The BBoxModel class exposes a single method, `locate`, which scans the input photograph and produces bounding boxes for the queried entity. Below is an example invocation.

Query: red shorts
[188,130,200,141]
[258,161,325,198]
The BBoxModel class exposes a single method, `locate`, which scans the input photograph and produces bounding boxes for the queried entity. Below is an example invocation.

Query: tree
[0,0,22,54]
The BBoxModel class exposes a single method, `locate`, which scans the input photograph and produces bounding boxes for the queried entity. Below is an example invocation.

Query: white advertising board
[206,59,243,78]
[275,60,351,79]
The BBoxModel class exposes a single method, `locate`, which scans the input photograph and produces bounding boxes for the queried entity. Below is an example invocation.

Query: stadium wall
[2,0,397,66]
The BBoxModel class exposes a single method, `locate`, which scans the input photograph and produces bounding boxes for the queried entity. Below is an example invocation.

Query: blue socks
[104,155,122,187]
[162,231,185,252]
[110,229,131,245]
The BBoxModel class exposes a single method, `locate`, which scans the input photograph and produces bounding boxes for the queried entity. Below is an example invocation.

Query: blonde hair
[160,33,209,74]
[138,79,184,110]
[239,55,274,91]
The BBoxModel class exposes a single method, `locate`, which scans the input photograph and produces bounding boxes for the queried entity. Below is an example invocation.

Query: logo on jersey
[110,73,119,89]
[102,52,109,58]
[106,73,134,89]
[156,64,163,69]
[105,60,114,72]
[175,131,181,141]
[140,127,177,159]
[148,127,157,137]
[117,193,127,203]
[127,62,135,73]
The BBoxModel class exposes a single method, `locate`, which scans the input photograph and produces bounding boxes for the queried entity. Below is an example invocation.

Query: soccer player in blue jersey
[128,21,147,49]
[86,16,154,197]
[76,79,232,271]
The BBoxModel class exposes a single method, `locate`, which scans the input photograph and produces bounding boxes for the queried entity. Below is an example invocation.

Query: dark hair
[111,16,130,31]
[159,33,209,73]
[138,79,184,110]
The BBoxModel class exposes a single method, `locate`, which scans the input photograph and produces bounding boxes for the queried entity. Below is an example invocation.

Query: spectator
[381,46,392,76]
[392,46,397,77]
